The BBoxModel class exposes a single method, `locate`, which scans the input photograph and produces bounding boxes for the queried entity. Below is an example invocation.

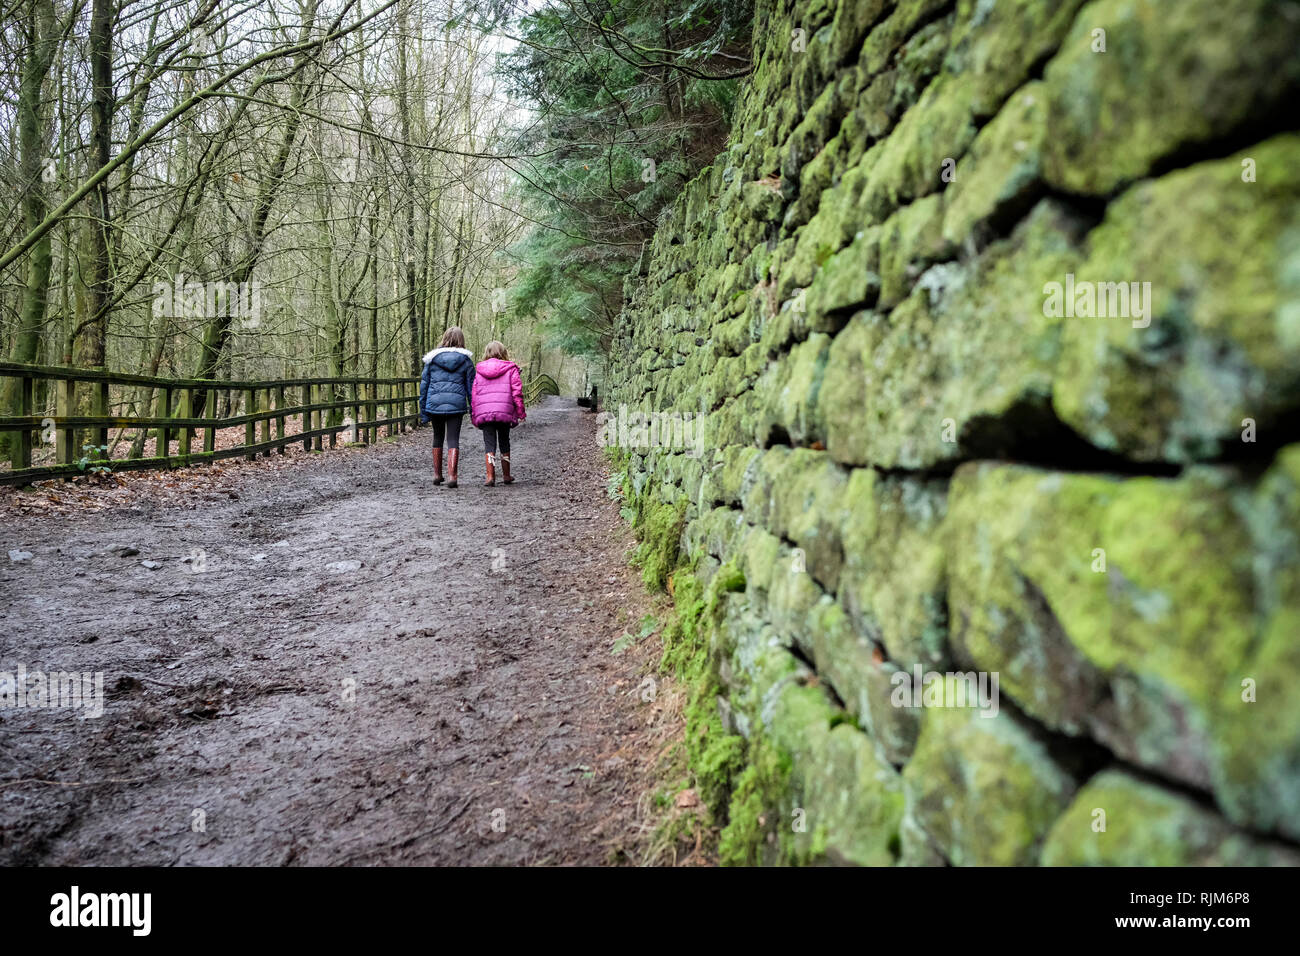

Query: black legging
[482,422,511,456]
[430,414,462,451]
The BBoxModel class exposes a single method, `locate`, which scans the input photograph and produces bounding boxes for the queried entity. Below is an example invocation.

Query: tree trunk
[74,0,115,370]
[2,0,58,461]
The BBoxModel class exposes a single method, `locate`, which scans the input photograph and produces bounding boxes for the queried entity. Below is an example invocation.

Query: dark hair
[440,326,465,349]
[484,340,509,360]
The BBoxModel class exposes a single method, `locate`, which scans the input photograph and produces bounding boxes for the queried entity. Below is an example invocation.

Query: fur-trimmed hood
[422,347,474,365]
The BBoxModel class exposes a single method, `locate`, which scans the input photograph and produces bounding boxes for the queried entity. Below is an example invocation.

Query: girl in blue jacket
[419,326,476,488]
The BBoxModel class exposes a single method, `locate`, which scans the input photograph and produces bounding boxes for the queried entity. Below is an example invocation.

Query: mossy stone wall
[608,0,1300,864]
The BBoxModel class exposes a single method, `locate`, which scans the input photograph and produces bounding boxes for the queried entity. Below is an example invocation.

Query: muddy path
[0,398,668,865]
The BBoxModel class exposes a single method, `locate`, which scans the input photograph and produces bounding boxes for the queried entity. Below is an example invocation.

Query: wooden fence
[0,362,419,486]
[1,362,566,486]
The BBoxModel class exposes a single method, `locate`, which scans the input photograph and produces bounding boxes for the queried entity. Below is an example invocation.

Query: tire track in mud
[0,398,664,865]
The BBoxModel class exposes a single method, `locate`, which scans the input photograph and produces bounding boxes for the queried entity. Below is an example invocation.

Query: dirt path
[0,398,667,865]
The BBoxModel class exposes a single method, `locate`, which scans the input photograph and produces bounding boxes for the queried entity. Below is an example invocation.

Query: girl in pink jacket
[470,341,526,486]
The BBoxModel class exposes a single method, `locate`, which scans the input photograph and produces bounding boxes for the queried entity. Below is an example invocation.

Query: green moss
[943,0,1085,118]
[657,562,750,822]
[903,685,1077,865]
[683,681,746,819]
[759,680,905,865]
[943,452,1300,837]
[632,494,689,592]
[821,199,1082,470]
[1042,0,1300,196]
[746,447,852,591]
[1211,445,1300,838]
[659,569,706,679]
[741,179,785,223]
[718,736,795,865]
[838,470,949,669]
[714,562,747,596]
[1053,135,1300,463]
[876,192,951,309]
[827,711,859,731]
[858,0,949,77]
[805,226,881,318]
[1042,770,1299,866]
[755,332,831,447]
[782,158,872,288]
[859,75,977,222]
[942,81,1045,245]
[828,0,889,66]
[783,83,845,188]
[705,446,761,507]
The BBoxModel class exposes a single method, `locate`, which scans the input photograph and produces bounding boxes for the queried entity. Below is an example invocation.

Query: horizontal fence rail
[0,362,420,486]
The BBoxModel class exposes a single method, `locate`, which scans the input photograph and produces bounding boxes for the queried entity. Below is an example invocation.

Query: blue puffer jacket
[419,347,476,417]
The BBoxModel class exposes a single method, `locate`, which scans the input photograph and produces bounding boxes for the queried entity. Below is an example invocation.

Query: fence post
[55,377,74,476]
[323,382,334,449]
[301,384,311,451]
[152,387,169,462]
[367,382,377,444]
[244,388,256,461]
[305,383,314,451]
[164,386,176,459]
[370,382,378,439]
[312,382,324,451]
[9,377,31,476]
[259,388,271,457]
[13,375,34,470]
[349,381,360,444]
[92,373,109,450]
[204,387,216,454]
[178,388,193,462]
[151,390,165,463]
[276,385,286,454]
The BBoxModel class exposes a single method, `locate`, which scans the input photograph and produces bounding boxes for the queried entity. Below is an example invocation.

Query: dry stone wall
[607,0,1300,864]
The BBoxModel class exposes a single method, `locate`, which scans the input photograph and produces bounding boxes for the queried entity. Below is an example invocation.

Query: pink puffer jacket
[470,358,526,427]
